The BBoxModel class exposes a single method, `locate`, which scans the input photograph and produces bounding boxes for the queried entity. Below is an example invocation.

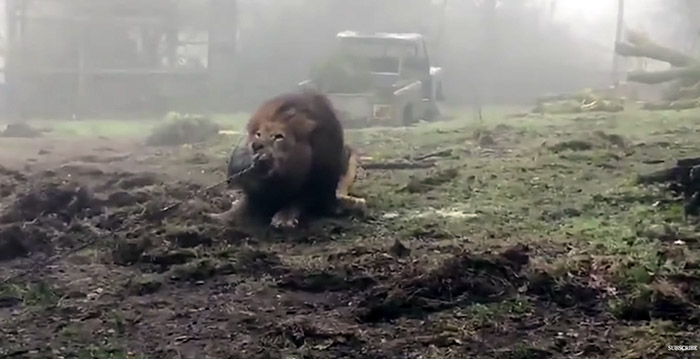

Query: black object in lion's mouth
[226,145,272,188]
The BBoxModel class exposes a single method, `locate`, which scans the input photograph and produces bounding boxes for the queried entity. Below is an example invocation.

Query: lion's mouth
[251,152,275,176]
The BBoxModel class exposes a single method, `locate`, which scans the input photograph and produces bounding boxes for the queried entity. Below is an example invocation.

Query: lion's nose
[251,142,263,152]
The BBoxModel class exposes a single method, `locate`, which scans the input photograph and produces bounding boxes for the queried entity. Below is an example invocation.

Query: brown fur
[336,146,366,212]
[214,91,365,229]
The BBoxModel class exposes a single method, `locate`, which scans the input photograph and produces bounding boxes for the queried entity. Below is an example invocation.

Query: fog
[3,2,700,356]
[0,0,698,115]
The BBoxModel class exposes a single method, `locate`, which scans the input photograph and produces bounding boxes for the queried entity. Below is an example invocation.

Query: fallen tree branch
[615,42,696,67]
[641,99,700,111]
[411,149,453,161]
[627,67,700,85]
[361,160,436,170]
[636,156,700,216]
[636,168,678,184]
[636,157,700,184]
[614,30,700,98]
[677,81,700,99]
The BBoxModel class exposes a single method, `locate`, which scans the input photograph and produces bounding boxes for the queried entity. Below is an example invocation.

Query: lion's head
[245,105,317,183]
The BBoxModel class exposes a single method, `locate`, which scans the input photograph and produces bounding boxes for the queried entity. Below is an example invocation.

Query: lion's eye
[273,134,285,141]
[255,132,261,138]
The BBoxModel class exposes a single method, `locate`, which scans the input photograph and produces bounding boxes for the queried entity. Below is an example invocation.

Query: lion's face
[246,108,315,181]
[248,120,296,173]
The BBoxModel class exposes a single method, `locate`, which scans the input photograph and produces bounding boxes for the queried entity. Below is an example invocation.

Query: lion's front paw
[207,199,245,224]
[270,207,300,229]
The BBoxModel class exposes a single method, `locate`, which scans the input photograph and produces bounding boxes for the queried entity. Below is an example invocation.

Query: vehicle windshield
[338,39,418,74]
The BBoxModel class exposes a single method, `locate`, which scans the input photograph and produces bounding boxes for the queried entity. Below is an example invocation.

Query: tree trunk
[614,42,696,67]
[627,67,700,84]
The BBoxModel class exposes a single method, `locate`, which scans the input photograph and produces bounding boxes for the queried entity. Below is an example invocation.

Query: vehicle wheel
[402,105,416,126]
[436,82,445,101]
[424,102,441,121]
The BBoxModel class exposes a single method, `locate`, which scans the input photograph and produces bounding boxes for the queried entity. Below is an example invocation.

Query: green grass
[0,281,60,307]
[9,104,700,263]
[4,104,700,358]
[76,345,130,359]
[342,105,700,287]
[14,112,250,139]
[31,105,699,276]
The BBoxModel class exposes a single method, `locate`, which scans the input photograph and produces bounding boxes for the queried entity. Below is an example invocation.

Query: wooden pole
[74,23,86,120]
[474,0,496,122]
[5,0,17,120]
[207,0,238,112]
[13,0,27,121]
[434,0,447,64]
[611,0,625,87]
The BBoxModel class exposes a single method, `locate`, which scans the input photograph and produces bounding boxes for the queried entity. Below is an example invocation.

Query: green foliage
[76,345,129,359]
[145,114,221,146]
[0,281,60,307]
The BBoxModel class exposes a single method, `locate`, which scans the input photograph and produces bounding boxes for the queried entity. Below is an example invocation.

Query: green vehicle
[299,31,445,128]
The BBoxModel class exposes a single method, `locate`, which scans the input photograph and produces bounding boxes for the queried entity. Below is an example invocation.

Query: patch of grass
[454,297,534,329]
[58,324,83,340]
[46,119,158,138]
[609,285,654,320]
[501,296,535,316]
[0,281,61,308]
[25,282,60,306]
[167,258,230,282]
[107,310,128,334]
[20,112,249,139]
[461,303,496,328]
[76,345,130,359]
[68,248,104,265]
[614,321,687,359]
[562,216,662,284]
[145,115,221,146]
[0,283,23,306]
[125,274,164,296]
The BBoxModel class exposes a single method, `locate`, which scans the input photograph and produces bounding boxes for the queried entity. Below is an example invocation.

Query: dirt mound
[0,167,23,199]
[0,181,99,224]
[138,248,285,284]
[401,168,459,194]
[145,115,221,146]
[612,276,700,324]
[356,244,530,322]
[527,268,601,312]
[216,247,286,276]
[0,123,46,138]
[0,224,50,261]
[0,165,27,180]
[264,316,361,352]
[0,166,203,266]
[279,269,377,293]
[548,131,627,153]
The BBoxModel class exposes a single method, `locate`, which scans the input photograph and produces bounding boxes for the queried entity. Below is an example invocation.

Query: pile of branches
[615,30,700,110]
[637,157,700,216]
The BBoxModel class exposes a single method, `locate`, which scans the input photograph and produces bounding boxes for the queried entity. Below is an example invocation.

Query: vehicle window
[403,53,427,73]
[367,57,399,73]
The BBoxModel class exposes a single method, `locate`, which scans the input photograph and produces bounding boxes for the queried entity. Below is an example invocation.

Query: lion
[211,91,365,229]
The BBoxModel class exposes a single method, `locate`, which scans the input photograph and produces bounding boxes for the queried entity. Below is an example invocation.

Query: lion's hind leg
[336,147,366,214]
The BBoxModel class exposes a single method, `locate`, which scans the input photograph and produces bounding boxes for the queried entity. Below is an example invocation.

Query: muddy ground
[1,109,700,358]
